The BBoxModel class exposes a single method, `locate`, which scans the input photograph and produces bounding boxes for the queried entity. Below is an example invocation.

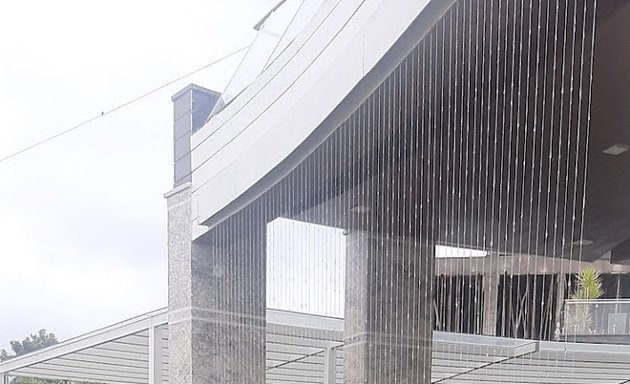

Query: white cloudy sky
[0,0,277,351]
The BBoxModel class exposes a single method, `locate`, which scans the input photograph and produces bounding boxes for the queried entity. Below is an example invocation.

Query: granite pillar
[166,184,266,384]
[344,231,433,384]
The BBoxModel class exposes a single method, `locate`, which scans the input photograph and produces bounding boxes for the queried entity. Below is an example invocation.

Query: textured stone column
[482,272,499,336]
[166,184,266,384]
[344,231,433,384]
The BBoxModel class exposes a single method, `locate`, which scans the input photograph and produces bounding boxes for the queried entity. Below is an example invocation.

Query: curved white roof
[190,0,455,234]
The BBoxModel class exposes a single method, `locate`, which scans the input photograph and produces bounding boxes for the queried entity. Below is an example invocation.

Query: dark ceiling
[582,0,630,262]
[204,0,630,266]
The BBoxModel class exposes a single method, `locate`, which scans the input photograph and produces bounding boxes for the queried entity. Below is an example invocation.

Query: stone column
[166,184,266,384]
[344,231,433,384]
[482,272,499,336]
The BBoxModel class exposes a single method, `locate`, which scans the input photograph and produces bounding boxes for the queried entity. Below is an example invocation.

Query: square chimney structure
[171,84,220,187]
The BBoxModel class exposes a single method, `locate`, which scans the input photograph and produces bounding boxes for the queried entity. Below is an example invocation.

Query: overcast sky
[0,0,277,351]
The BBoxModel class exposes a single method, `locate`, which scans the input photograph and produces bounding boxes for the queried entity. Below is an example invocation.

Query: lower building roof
[1,308,629,384]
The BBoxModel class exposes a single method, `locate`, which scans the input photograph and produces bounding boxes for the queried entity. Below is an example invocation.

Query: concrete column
[323,347,337,384]
[148,326,163,384]
[554,273,566,340]
[344,231,433,384]
[482,272,499,336]
[166,184,266,384]
[0,372,6,384]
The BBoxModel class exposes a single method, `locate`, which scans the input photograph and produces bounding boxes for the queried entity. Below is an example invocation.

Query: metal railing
[563,299,630,336]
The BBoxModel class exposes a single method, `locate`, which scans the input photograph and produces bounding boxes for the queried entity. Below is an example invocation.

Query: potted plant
[565,267,604,335]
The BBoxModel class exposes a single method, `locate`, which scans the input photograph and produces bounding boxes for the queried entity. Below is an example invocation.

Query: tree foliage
[1,329,58,362]
[1,330,58,384]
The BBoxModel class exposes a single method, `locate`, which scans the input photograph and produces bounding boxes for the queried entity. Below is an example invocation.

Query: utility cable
[0,45,250,164]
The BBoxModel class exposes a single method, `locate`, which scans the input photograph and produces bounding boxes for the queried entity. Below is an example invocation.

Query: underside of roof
[1,309,630,384]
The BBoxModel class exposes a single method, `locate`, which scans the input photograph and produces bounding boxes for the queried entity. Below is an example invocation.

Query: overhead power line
[0,45,250,164]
